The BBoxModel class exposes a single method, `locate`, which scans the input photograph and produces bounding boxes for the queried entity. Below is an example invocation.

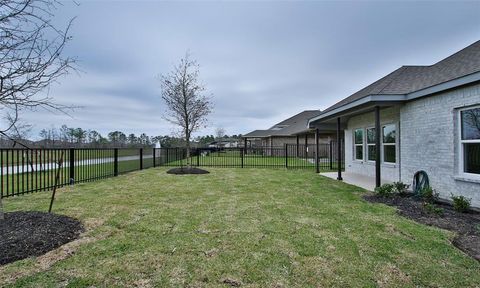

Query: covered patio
[309,102,402,189]
[319,171,393,191]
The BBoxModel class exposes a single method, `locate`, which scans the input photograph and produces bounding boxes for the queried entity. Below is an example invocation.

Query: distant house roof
[310,40,480,123]
[243,110,322,138]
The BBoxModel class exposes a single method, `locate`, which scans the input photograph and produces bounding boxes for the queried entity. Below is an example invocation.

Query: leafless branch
[0,0,77,134]
[158,52,212,166]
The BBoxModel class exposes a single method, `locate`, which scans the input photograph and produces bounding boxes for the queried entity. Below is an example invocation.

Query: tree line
[0,124,241,149]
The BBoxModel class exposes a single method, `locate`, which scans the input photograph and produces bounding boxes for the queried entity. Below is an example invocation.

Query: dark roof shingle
[243,110,322,138]
[322,40,480,113]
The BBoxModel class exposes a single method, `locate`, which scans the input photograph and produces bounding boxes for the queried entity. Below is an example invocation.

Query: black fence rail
[0,143,343,198]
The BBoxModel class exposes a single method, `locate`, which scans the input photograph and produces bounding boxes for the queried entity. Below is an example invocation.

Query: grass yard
[1,159,142,196]
[170,155,317,168]
[1,168,479,287]
[1,155,323,197]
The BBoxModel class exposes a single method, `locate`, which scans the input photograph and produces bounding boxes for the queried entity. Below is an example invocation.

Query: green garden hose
[413,170,430,195]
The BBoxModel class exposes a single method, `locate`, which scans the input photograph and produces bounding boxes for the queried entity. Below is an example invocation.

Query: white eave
[308,71,480,126]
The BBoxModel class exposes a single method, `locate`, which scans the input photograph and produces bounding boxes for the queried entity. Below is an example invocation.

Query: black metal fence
[0,143,343,198]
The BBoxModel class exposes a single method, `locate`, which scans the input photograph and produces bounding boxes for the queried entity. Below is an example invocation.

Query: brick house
[242,110,337,157]
[309,41,480,207]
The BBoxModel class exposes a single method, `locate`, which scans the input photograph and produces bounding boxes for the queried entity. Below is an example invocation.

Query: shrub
[418,187,438,203]
[374,184,395,197]
[393,181,410,195]
[450,194,471,213]
[424,203,444,216]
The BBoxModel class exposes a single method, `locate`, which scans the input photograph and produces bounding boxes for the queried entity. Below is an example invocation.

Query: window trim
[354,128,364,161]
[366,127,376,162]
[382,123,397,164]
[458,105,480,180]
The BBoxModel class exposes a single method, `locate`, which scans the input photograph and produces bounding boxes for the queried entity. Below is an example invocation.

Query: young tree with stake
[159,53,212,167]
[0,0,76,220]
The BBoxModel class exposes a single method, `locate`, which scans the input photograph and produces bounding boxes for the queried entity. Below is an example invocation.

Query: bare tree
[0,0,75,220]
[159,53,212,167]
[215,127,226,140]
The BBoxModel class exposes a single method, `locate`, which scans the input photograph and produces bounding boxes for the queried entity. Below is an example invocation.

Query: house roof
[243,110,322,138]
[242,130,272,138]
[318,40,480,116]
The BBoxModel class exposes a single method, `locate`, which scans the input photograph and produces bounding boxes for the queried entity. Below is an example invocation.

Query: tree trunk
[186,139,191,167]
[0,197,4,221]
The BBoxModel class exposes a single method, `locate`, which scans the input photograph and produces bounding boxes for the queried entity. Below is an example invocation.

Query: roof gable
[244,110,322,138]
[322,40,480,114]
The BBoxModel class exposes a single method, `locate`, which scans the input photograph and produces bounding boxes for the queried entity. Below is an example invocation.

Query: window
[382,124,396,163]
[354,129,363,160]
[366,128,376,161]
[460,107,480,175]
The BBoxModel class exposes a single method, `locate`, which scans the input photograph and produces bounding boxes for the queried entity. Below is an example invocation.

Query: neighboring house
[242,110,335,147]
[207,139,239,148]
[309,40,480,207]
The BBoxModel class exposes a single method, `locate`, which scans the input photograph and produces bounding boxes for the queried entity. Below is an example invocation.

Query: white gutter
[308,94,405,125]
[309,71,480,126]
[406,71,480,100]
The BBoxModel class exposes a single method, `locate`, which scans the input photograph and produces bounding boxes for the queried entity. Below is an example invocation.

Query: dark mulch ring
[364,194,480,261]
[0,211,84,266]
[167,167,210,175]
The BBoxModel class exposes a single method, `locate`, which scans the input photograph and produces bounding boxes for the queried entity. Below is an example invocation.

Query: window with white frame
[366,127,376,161]
[354,128,363,160]
[460,106,480,175]
[382,124,396,163]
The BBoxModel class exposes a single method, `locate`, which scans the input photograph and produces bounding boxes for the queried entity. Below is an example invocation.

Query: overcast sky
[19,0,480,139]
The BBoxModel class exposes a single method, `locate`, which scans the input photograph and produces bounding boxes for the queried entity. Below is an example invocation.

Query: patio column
[296,135,299,157]
[337,117,343,180]
[243,137,248,155]
[270,137,273,156]
[315,129,320,173]
[304,133,308,157]
[375,106,381,188]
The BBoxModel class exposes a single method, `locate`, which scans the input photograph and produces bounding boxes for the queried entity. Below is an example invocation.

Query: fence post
[69,148,75,184]
[241,148,244,168]
[114,148,118,176]
[153,148,156,167]
[285,144,288,168]
[329,140,333,170]
[140,148,143,170]
[315,129,320,173]
[197,149,200,167]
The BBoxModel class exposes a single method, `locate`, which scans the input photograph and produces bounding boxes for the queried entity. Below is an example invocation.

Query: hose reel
[412,170,430,195]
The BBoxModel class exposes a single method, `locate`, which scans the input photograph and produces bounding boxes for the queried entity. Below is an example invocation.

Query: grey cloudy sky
[21,0,480,138]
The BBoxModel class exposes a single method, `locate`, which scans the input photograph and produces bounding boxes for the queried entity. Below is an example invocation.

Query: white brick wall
[400,83,480,207]
[345,106,401,182]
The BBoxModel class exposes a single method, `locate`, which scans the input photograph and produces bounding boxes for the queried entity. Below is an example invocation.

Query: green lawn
[1,159,141,197]
[1,168,479,287]
[2,154,338,197]
[167,154,340,170]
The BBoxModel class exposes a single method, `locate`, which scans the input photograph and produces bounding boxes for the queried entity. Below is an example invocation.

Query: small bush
[393,181,410,195]
[419,187,438,203]
[374,184,395,197]
[424,203,444,216]
[451,194,471,213]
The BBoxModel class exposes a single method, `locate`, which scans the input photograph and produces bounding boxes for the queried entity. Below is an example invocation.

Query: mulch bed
[167,167,210,175]
[364,194,480,261]
[0,211,84,266]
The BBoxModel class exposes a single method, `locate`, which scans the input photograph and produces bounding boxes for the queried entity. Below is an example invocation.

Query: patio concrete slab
[319,172,393,191]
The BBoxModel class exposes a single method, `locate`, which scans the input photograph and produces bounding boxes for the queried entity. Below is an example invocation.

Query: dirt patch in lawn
[364,194,480,261]
[0,211,84,265]
[167,167,210,175]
